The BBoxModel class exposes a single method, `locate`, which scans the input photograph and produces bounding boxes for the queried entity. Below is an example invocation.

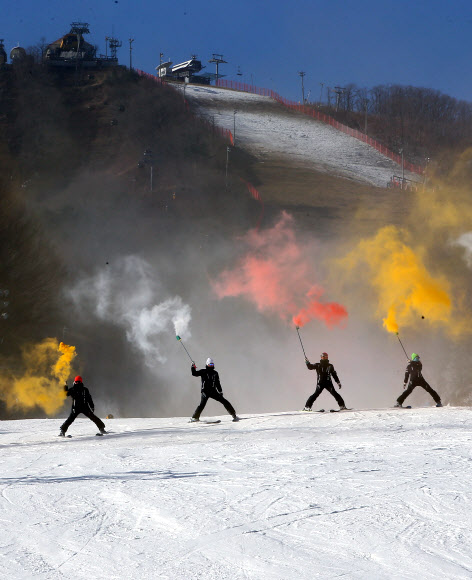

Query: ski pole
[295,326,308,361]
[396,332,410,361]
[176,335,194,364]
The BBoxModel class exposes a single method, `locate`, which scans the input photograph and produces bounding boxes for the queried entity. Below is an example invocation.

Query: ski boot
[339,405,347,411]
[58,430,65,437]
[436,402,443,407]
[394,402,402,408]
[232,415,240,422]
[189,417,199,422]
[99,429,108,434]
[303,407,312,412]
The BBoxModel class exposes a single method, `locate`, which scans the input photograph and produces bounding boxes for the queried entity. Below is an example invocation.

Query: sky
[2,0,472,104]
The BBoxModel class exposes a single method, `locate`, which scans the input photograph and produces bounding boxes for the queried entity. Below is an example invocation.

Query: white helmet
[206,357,214,367]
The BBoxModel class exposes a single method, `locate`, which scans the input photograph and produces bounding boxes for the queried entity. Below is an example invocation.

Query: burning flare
[212,212,347,328]
[0,338,76,415]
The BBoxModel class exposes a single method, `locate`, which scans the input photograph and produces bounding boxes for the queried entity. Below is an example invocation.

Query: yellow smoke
[0,338,76,415]
[338,226,452,334]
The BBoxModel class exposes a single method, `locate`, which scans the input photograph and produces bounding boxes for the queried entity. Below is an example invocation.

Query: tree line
[313,84,472,166]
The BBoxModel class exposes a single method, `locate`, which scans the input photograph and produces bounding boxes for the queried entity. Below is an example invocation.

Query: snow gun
[176,335,195,364]
[295,325,308,362]
[396,332,410,361]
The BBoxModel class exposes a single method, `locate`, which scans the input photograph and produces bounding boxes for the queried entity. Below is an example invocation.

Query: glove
[191,363,196,369]
[338,383,342,389]
[63,384,69,392]
[305,359,310,367]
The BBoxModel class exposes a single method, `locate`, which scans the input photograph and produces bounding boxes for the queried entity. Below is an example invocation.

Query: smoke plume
[337,225,452,334]
[0,339,76,415]
[212,212,347,329]
[68,256,191,366]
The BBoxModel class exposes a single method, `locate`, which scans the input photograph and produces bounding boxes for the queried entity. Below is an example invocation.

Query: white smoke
[452,232,472,267]
[69,256,191,364]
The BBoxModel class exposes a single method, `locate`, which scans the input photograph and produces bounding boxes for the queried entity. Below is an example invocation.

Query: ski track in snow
[0,408,471,579]
[183,85,419,188]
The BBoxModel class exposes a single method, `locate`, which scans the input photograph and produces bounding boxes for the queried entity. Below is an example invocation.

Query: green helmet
[411,353,419,361]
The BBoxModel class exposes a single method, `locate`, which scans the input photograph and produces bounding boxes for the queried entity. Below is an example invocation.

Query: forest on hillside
[316,83,472,167]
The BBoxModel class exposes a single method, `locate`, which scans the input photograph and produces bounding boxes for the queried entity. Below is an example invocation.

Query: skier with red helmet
[190,358,239,422]
[59,376,107,436]
[303,352,347,411]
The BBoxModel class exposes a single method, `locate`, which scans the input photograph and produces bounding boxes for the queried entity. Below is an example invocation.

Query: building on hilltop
[44,22,120,69]
[156,55,222,85]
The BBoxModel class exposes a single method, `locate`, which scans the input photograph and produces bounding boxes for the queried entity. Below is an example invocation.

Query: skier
[395,353,442,408]
[303,352,347,411]
[190,358,239,422]
[59,376,107,436]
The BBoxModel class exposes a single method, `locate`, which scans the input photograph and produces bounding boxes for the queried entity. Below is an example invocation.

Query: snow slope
[184,85,419,188]
[1,408,471,579]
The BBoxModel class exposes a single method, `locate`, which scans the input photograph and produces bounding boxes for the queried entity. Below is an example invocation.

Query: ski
[393,405,412,409]
[330,408,353,413]
[189,419,221,424]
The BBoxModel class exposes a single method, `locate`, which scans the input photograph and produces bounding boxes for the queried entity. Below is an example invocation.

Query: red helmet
[74,376,83,383]
[320,352,328,359]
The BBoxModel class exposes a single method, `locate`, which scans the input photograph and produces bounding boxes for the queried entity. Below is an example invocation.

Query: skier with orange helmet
[303,352,347,411]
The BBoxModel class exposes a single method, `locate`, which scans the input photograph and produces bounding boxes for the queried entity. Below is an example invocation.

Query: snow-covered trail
[1,408,471,579]
[184,85,419,188]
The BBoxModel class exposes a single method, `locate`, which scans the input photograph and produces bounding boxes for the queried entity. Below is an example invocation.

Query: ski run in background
[183,85,419,188]
[1,407,471,579]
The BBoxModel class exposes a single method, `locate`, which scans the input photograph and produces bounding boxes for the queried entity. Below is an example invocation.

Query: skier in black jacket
[395,353,442,407]
[190,358,239,422]
[303,352,347,411]
[59,376,107,436]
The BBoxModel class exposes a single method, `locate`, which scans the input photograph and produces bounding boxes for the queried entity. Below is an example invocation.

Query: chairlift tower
[209,53,227,85]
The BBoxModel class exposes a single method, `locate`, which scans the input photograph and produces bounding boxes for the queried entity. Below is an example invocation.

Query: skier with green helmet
[395,353,442,408]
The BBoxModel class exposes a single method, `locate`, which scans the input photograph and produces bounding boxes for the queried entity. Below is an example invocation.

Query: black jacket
[191,366,222,393]
[404,360,424,384]
[65,383,94,412]
[306,359,340,386]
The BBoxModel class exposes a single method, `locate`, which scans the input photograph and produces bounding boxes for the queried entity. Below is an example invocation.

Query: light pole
[143,149,154,192]
[298,71,306,104]
[129,38,134,71]
[225,146,230,188]
[233,109,237,143]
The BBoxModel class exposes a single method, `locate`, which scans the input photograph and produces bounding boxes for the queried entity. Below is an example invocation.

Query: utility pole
[319,82,324,106]
[233,110,237,143]
[298,71,306,104]
[209,53,227,85]
[159,52,164,66]
[129,38,134,70]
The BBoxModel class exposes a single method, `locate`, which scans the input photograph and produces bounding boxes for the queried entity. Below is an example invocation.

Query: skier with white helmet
[395,353,442,408]
[190,358,239,422]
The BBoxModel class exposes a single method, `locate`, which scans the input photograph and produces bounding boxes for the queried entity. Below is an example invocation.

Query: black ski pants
[192,389,236,420]
[397,379,441,405]
[305,381,345,409]
[61,408,105,433]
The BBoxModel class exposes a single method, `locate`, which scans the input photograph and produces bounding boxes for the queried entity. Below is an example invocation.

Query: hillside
[1,408,471,579]
[1,65,472,423]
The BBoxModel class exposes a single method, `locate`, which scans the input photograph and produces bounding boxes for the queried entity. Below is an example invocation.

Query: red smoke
[212,212,348,328]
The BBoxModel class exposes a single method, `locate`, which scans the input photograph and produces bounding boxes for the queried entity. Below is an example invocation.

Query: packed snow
[183,84,420,188]
[1,407,471,579]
